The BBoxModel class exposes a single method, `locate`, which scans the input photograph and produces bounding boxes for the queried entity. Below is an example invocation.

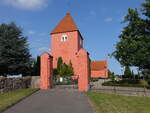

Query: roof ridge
[91,61,107,71]
[51,13,79,34]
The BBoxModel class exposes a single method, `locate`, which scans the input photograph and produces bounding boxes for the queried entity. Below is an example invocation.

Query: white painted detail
[61,34,68,42]
[60,77,63,82]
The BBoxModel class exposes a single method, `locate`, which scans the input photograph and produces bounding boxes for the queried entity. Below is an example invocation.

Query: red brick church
[40,13,108,91]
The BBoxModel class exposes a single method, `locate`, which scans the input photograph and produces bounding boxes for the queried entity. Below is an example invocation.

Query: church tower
[50,13,83,74]
[41,13,90,91]
[40,13,107,91]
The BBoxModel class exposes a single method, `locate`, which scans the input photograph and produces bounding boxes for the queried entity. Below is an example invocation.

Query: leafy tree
[61,63,69,76]
[53,68,58,83]
[31,56,40,76]
[108,69,116,81]
[36,56,40,75]
[123,66,132,78]
[30,58,36,75]
[68,61,74,75]
[131,70,135,79]
[135,71,140,79]
[112,0,150,72]
[53,68,58,75]
[56,57,74,76]
[141,69,150,79]
[142,0,150,18]
[57,57,63,75]
[0,22,31,76]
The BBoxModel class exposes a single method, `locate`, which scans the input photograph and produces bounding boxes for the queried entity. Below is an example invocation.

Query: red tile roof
[91,61,107,71]
[51,13,78,34]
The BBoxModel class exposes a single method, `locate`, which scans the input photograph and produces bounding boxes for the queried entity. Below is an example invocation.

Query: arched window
[61,34,67,42]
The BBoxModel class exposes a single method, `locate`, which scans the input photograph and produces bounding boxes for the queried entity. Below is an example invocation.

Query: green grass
[0,88,38,113]
[87,91,150,113]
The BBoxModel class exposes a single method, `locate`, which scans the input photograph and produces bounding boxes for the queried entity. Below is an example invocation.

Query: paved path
[3,89,93,113]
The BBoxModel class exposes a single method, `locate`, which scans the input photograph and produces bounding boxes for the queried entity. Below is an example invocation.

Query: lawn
[87,91,150,113]
[0,88,38,113]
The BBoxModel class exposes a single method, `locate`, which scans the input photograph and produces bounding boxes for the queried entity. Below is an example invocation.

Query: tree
[53,68,58,75]
[31,56,40,76]
[142,0,150,19]
[61,63,69,76]
[135,71,140,79]
[123,66,132,79]
[68,61,74,75]
[108,69,116,81]
[112,0,150,72]
[36,56,40,76]
[0,22,31,76]
[56,57,74,76]
[141,69,150,79]
[131,70,135,79]
[57,57,63,76]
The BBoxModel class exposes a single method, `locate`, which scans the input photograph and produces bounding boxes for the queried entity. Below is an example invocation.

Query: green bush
[56,57,74,77]
[108,69,116,80]
[90,78,99,82]
[102,79,150,88]
[123,66,132,78]
[102,81,115,86]
[139,80,149,86]
[148,80,150,85]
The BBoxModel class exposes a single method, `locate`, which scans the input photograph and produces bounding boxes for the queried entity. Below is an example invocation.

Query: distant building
[91,61,108,78]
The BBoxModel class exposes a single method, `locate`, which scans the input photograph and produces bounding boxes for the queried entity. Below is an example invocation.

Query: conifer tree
[124,66,132,78]
[56,57,74,76]
[57,57,63,76]
[0,22,31,76]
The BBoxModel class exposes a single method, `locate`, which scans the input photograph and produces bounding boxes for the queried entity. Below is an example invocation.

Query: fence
[91,86,150,97]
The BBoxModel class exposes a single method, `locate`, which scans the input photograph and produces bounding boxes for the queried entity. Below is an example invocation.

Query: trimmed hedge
[102,79,150,88]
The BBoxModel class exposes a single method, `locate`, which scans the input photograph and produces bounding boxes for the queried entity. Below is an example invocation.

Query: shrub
[139,80,149,86]
[102,79,150,88]
[56,57,74,76]
[123,66,132,78]
[148,80,150,85]
[90,78,99,82]
[108,70,116,81]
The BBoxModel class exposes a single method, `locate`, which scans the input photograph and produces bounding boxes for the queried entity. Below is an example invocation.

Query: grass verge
[0,88,38,113]
[87,91,150,113]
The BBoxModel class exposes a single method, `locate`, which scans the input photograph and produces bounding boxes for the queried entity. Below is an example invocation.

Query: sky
[0,0,144,74]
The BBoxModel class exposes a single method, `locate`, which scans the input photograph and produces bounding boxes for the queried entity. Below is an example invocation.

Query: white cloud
[38,47,49,52]
[105,18,113,22]
[1,0,48,10]
[28,30,35,35]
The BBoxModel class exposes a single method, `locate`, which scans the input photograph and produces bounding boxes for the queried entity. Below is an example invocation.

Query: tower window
[61,34,67,42]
